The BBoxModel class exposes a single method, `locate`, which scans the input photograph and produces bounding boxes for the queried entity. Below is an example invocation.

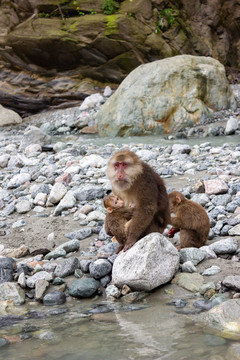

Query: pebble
[0,87,239,349]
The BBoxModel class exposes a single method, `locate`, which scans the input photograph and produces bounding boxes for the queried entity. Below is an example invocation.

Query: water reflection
[0,297,231,360]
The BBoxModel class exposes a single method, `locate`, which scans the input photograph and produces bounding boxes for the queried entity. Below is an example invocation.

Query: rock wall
[0,0,239,115]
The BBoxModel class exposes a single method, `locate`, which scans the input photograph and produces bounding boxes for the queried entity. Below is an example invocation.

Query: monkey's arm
[170,216,183,228]
[124,204,157,250]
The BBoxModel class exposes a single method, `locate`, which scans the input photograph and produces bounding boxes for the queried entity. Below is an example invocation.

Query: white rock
[204,179,228,195]
[225,116,239,135]
[7,173,31,189]
[48,182,67,204]
[86,210,105,222]
[0,105,22,127]
[0,154,10,168]
[33,193,47,206]
[53,190,76,216]
[79,154,106,168]
[26,271,54,288]
[209,238,239,254]
[229,224,240,236]
[79,93,104,110]
[112,233,179,291]
[15,200,32,214]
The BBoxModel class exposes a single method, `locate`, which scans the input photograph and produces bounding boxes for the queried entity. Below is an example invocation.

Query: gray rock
[202,265,221,276]
[0,154,10,168]
[15,199,32,214]
[35,279,49,300]
[222,275,240,291]
[0,104,22,127]
[26,271,54,288]
[97,242,118,256]
[0,282,25,305]
[57,239,80,253]
[97,55,236,137]
[229,224,240,236]
[112,233,179,291]
[100,275,111,288]
[43,291,66,306]
[65,228,92,240]
[106,284,121,298]
[7,173,31,189]
[68,278,99,298]
[79,259,92,273]
[211,194,232,206]
[89,259,112,279]
[191,193,209,206]
[200,246,217,259]
[225,116,239,135]
[209,238,239,254]
[74,185,104,202]
[181,261,197,273]
[20,125,51,151]
[44,248,66,260]
[53,190,76,216]
[54,258,79,278]
[200,282,216,295]
[171,144,191,155]
[179,247,206,266]
[172,272,204,292]
[0,258,15,283]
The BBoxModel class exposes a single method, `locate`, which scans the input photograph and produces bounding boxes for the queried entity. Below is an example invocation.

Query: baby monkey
[104,193,134,253]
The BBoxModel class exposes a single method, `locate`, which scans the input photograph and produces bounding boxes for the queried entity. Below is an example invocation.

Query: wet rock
[42,291,66,306]
[68,278,99,298]
[35,279,49,301]
[100,275,111,288]
[194,299,212,311]
[0,282,25,305]
[0,258,15,283]
[172,273,204,292]
[199,299,240,340]
[106,284,121,299]
[34,330,60,343]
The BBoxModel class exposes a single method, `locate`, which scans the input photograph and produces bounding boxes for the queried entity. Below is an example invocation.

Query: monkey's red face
[114,161,128,181]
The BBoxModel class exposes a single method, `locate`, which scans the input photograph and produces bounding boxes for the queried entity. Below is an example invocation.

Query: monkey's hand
[168,228,179,238]
[123,242,135,252]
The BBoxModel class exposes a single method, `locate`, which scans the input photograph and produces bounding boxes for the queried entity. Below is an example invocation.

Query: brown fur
[106,150,171,251]
[169,190,210,249]
[104,194,134,253]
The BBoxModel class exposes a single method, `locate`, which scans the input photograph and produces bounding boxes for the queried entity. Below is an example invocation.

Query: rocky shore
[0,85,239,349]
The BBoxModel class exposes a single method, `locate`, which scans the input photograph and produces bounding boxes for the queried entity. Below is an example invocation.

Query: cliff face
[0,0,239,115]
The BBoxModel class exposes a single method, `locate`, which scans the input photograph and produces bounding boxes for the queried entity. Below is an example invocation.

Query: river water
[1,132,239,359]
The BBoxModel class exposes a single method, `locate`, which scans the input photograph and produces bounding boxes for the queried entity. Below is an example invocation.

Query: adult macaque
[106,150,170,251]
[168,190,210,249]
[104,194,134,253]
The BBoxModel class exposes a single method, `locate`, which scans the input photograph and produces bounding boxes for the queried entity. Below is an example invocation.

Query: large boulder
[112,233,179,291]
[199,299,240,340]
[0,105,22,127]
[97,55,237,136]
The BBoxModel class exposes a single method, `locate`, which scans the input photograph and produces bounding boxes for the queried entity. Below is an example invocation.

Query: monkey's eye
[114,162,120,168]
[122,162,128,168]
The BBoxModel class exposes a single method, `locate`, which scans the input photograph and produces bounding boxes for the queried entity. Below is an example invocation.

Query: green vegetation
[156,7,178,33]
[105,15,118,36]
[102,0,120,15]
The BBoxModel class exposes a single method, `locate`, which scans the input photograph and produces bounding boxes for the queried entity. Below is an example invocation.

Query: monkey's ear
[176,196,181,204]
[106,207,113,213]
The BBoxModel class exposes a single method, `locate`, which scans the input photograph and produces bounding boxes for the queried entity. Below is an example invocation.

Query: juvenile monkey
[106,150,170,251]
[168,190,210,250]
[104,194,134,253]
